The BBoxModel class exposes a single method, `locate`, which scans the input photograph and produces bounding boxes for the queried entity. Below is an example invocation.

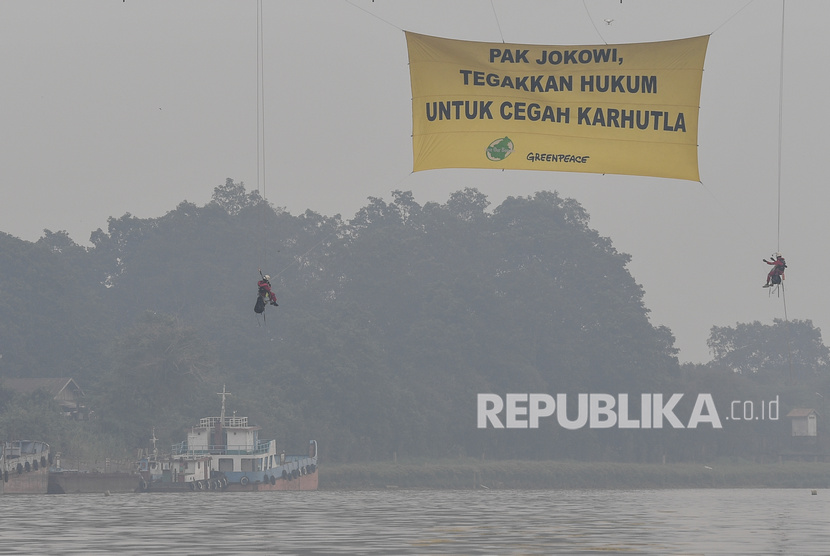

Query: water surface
[1,488,827,554]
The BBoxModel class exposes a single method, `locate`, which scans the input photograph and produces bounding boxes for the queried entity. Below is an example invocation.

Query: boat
[136,387,318,492]
[1,440,51,495]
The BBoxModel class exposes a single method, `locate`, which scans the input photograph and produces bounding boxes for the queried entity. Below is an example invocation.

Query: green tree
[0,389,65,443]
[1,183,699,463]
[0,231,109,381]
[95,312,217,447]
[707,319,830,384]
[210,177,264,216]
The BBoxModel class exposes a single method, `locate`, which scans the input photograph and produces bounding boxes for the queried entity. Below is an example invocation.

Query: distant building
[2,378,89,420]
[786,408,819,437]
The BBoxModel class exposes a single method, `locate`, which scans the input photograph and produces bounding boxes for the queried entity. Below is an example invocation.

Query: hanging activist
[255,269,279,314]
[762,253,787,288]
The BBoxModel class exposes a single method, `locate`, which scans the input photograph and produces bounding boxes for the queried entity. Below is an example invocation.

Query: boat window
[218,458,234,472]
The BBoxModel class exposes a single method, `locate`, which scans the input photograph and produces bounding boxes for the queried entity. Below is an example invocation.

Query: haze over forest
[1,180,828,463]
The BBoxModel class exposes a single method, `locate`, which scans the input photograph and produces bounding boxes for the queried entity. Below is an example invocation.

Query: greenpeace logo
[486,136,514,161]
[526,152,590,164]
[477,394,781,430]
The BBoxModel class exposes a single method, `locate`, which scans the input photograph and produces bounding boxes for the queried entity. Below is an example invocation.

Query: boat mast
[218,384,232,425]
[214,385,232,453]
[150,427,158,458]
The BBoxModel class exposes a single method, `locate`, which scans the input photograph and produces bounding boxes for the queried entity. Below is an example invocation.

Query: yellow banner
[406,32,708,180]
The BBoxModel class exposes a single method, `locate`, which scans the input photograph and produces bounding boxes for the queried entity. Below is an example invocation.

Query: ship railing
[172,441,272,456]
[198,416,249,428]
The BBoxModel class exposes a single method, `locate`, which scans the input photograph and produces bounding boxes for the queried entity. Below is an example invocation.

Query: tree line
[1,179,828,463]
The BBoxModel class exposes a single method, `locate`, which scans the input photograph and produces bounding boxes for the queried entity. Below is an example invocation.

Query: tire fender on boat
[281,469,288,480]
[240,476,249,486]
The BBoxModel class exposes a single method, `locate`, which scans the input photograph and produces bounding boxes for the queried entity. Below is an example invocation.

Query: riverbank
[319,459,830,490]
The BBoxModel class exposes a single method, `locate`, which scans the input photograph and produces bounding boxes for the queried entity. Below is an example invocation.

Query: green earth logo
[486,136,514,161]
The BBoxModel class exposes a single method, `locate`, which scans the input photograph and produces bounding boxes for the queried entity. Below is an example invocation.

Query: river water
[1,488,828,554]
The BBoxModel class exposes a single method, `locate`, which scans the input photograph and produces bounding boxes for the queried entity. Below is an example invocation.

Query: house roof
[2,377,85,399]
[786,408,819,418]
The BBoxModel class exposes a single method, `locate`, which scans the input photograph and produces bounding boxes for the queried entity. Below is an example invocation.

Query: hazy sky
[1,1,825,364]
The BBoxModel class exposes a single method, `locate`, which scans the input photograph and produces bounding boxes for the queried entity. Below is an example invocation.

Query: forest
[1,179,828,464]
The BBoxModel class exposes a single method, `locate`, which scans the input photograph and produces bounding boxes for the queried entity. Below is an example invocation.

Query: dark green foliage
[708,319,830,384]
[0,231,111,382]
[1,179,827,464]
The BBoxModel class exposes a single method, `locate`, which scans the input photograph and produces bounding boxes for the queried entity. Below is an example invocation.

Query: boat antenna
[151,427,158,457]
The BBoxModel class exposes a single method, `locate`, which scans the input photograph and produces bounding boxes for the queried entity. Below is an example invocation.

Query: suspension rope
[257,0,267,271]
[776,1,794,381]
[255,0,270,329]
[256,0,262,199]
[776,0,785,253]
[272,232,335,280]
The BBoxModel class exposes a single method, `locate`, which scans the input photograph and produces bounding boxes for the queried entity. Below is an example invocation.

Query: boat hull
[2,441,51,495]
[225,469,318,491]
[137,467,319,493]
[48,471,140,494]
[3,466,49,495]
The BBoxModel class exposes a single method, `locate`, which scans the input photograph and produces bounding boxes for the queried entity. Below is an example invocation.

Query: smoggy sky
[1,0,825,363]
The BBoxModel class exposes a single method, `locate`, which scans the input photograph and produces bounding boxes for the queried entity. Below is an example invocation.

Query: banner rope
[490,0,505,43]
[344,0,402,32]
[710,0,756,36]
